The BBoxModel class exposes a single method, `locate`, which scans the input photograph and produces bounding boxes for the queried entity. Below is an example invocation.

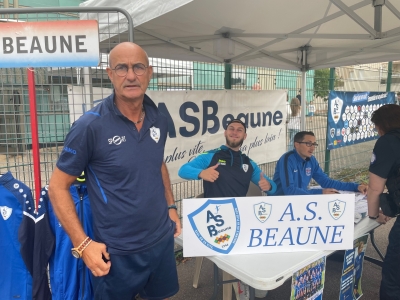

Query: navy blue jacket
[0,171,54,300]
[178,145,276,197]
[273,150,359,195]
[45,184,93,300]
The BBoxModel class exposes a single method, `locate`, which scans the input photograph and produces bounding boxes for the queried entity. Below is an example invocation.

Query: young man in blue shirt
[48,42,180,300]
[273,131,367,195]
[178,119,276,197]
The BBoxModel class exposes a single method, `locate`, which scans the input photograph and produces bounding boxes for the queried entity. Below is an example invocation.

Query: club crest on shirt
[370,152,376,164]
[328,200,346,220]
[306,167,311,176]
[242,164,249,172]
[150,126,160,143]
[1,206,12,220]
[253,202,272,223]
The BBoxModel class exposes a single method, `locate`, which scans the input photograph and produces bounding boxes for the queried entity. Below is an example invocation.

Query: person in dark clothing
[178,119,276,197]
[367,104,400,300]
[296,89,302,104]
[48,42,180,300]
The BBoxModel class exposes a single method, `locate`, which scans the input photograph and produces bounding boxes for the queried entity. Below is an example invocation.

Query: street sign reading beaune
[0,20,99,67]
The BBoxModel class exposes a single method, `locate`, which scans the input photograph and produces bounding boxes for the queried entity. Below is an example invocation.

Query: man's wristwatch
[168,204,178,210]
[368,215,379,220]
[71,237,92,258]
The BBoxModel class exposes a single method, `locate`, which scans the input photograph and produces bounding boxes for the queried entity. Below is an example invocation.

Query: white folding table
[175,217,382,300]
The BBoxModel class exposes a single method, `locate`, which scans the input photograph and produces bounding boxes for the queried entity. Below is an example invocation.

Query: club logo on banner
[330,128,335,138]
[330,97,343,124]
[253,202,272,223]
[328,200,346,220]
[187,199,240,254]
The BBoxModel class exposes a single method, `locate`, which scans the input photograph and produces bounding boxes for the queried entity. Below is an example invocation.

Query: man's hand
[357,184,368,195]
[199,163,219,182]
[169,208,182,237]
[82,241,111,277]
[258,172,271,192]
[376,210,391,224]
[322,188,339,194]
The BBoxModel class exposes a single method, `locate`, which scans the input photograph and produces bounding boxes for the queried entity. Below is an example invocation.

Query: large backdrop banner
[183,194,355,256]
[326,91,395,150]
[68,86,287,183]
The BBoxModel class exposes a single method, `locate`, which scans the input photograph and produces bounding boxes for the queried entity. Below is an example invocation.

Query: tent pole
[373,0,384,33]
[324,68,336,176]
[300,71,306,131]
[386,61,393,92]
[83,67,94,110]
[300,47,307,131]
[224,63,232,89]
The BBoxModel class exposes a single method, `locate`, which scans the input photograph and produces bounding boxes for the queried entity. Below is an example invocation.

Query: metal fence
[1,8,399,206]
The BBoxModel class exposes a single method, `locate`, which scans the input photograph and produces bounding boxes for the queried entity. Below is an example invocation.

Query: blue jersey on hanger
[44,184,94,300]
[0,171,54,300]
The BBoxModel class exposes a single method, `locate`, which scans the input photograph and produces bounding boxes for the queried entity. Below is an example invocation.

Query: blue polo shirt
[57,93,170,254]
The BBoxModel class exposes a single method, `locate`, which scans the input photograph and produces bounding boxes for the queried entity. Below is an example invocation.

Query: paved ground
[171,218,393,300]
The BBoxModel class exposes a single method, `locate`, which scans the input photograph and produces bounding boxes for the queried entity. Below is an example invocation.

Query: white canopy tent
[80,0,400,128]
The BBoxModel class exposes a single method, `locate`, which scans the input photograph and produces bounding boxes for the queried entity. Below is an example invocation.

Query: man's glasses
[297,141,318,147]
[110,63,148,77]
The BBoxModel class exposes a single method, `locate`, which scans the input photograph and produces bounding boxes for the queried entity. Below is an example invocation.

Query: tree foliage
[313,68,332,99]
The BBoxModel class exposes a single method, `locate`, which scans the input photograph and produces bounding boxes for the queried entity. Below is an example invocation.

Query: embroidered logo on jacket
[306,167,311,176]
[1,206,12,220]
[242,164,249,172]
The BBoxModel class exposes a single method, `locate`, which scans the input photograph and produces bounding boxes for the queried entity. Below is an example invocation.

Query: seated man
[178,119,277,197]
[273,131,367,195]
